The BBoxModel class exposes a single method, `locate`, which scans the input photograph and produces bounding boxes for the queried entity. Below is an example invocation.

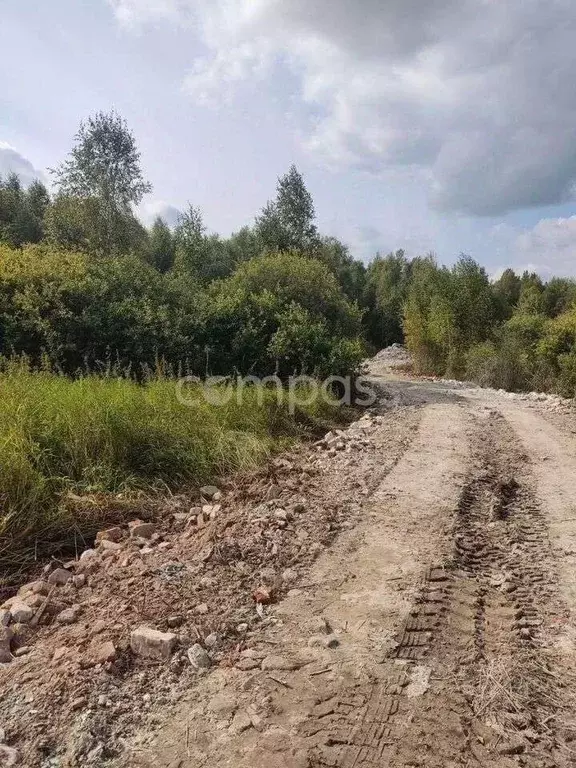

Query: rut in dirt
[306,410,575,768]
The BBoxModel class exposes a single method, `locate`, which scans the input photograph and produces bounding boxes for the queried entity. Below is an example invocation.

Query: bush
[205,251,365,378]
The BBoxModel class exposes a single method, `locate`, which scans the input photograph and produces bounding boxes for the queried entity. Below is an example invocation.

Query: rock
[0,610,10,628]
[204,632,219,648]
[0,746,19,766]
[99,539,122,552]
[72,574,86,589]
[208,693,237,716]
[0,626,13,663]
[131,627,177,660]
[324,634,340,649]
[261,655,302,671]
[167,615,184,628]
[229,710,252,735]
[56,605,81,624]
[95,527,123,544]
[236,623,248,633]
[48,568,72,586]
[281,568,298,585]
[194,603,209,615]
[129,521,155,539]
[9,600,33,624]
[13,646,31,658]
[253,586,272,604]
[80,548,96,560]
[93,641,116,664]
[236,658,260,671]
[200,485,220,500]
[187,643,211,669]
[17,580,49,598]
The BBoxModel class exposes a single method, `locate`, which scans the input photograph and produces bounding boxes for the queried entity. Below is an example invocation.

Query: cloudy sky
[2,0,576,275]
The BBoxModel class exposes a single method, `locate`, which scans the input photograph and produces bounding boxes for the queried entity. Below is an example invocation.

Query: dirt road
[127,373,576,768]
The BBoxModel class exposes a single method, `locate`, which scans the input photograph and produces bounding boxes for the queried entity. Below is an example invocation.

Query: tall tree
[146,216,175,273]
[51,111,151,255]
[256,165,318,253]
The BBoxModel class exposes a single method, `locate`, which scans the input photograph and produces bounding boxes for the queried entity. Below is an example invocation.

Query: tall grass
[0,363,341,575]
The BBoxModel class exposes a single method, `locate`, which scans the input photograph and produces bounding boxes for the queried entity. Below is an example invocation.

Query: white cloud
[0,142,43,186]
[138,199,182,228]
[107,0,185,26]
[107,0,576,217]
[514,216,576,277]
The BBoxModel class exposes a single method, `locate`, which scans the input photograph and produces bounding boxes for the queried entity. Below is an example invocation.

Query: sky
[2,0,576,276]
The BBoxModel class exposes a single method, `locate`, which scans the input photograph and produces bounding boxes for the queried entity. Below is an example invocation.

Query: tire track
[307,409,574,768]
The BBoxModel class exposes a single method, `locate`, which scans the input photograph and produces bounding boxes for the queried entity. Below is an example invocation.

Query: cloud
[0,142,43,186]
[109,0,576,217]
[513,216,576,277]
[107,0,184,26]
[138,199,182,228]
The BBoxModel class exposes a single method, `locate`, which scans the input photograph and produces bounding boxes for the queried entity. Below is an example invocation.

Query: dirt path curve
[123,377,576,768]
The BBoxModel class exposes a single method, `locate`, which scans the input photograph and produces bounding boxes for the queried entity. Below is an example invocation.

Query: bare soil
[3,365,576,768]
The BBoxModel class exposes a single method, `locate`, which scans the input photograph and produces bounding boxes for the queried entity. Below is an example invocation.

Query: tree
[146,217,175,273]
[256,165,319,254]
[51,111,152,255]
[0,175,50,247]
[493,268,521,320]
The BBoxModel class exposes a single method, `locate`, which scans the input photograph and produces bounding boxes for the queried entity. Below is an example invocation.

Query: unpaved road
[126,373,576,768]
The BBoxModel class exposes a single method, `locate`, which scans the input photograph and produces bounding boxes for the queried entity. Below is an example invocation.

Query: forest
[1,110,575,398]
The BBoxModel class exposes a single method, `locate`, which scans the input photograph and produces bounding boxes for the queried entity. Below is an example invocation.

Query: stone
[236,658,260,671]
[72,574,86,589]
[129,521,156,539]
[236,623,249,633]
[80,548,96,560]
[95,527,123,544]
[48,568,72,586]
[23,594,44,609]
[229,710,252,735]
[281,568,298,585]
[261,655,301,671]
[9,600,33,624]
[93,641,116,664]
[0,746,19,766]
[187,643,211,669]
[194,603,209,615]
[0,610,10,627]
[13,646,31,658]
[98,540,122,552]
[167,615,184,628]
[56,605,81,624]
[0,626,13,662]
[130,626,177,661]
[324,634,340,649]
[208,693,237,716]
[17,580,49,598]
[204,632,219,648]
[200,485,219,500]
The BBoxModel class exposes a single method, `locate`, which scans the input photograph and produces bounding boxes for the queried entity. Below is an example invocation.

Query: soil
[2,357,576,768]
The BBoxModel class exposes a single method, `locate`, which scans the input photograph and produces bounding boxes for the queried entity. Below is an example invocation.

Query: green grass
[0,364,343,576]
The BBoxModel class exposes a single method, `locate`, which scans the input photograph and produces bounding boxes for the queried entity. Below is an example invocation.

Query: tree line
[1,110,576,395]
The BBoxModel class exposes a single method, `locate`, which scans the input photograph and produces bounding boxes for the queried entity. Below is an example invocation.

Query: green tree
[146,217,175,273]
[51,111,152,255]
[256,165,318,253]
[493,268,521,320]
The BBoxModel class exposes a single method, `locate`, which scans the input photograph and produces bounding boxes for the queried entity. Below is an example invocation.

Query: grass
[0,363,344,577]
